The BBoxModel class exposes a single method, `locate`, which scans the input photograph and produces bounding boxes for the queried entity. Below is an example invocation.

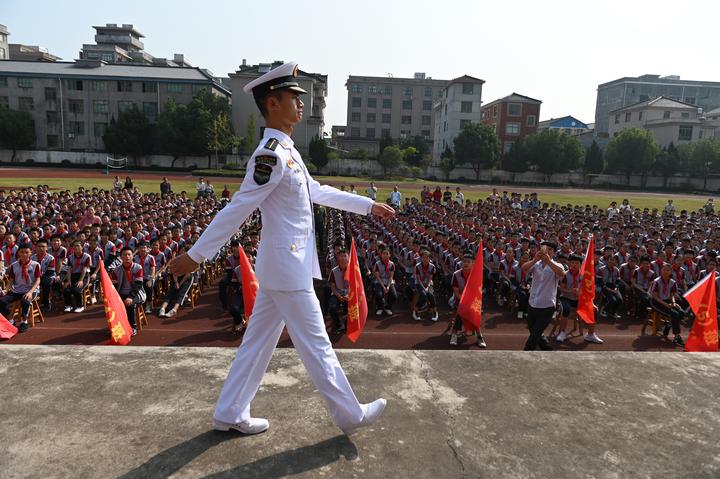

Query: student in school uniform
[63,241,91,313]
[0,243,41,333]
[649,263,686,346]
[31,239,56,311]
[328,248,350,334]
[449,252,486,348]
[111,247,143,335]
[373,245,397,316]
[229,263,246,333]
[412,248,438,322]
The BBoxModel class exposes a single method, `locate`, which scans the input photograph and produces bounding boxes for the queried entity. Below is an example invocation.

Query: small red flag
[577,236,596,325]
[683,272,719,352]
[345,238,368,342]
[0,313,18,340]
[458,241,483,331]
[99,261,133,345]
[238,248,259,318]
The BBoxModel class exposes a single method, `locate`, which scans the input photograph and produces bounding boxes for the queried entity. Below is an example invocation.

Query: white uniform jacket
[188,128,374,291]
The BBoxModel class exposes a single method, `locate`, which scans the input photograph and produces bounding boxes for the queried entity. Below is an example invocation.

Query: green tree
[438,145,455,181]
[654,142,681,187]
[524,130,583,181]
[400,135,430,168]
[604,128,660,186]
[378,146,403,175]
[103,105,154,166]
[584,140,604,174]
[504,138,529,181]
[156,99,198,167]
[379,132,394,152]
[239,113,256,154]
[309,135,329,170]
[0,108,35,162]
[207,113,238,169]
[688,138,720,190]
[453,122,499,180]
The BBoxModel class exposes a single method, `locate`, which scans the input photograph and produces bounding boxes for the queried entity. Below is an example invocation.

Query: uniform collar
[263,128,294,149]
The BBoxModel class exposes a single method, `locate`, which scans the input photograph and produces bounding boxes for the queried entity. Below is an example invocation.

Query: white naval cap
[242,61,308,98]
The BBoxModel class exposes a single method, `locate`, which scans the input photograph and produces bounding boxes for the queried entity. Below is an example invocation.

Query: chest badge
[287,158,295,168]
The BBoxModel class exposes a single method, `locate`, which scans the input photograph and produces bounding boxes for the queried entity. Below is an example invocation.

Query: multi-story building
[0,59,230,151]
[595,74,720,137]
[343,73,448,155]
[9,44,61,62]
[432,75,484,160]
[537,115,590,136]
[480,93,541,157]
[0,24,9,60]
[229,60,327,155]
[607,96,719,148]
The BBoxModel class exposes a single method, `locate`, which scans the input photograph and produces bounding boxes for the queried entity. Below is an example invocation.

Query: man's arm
[308,178,375,215]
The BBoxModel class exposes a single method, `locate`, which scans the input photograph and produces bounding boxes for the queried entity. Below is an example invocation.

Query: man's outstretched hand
[169,253,200,277]
[371,202,395,220]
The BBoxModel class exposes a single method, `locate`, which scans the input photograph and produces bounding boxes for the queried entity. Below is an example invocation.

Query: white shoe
[584,333,604,344]
[517,311,524,319]
[341,398,387,435]
[376,309,383,316]
[63,306,73,313]
[477,335,487,348]
[556,330,567,343]
[166,309,176,317]
[431,312,439,322]
[613,313,622,320]
[384,309,393,315]
[213,417,269,435]
[158,308,166,317]
[74,307,85,313]
[91,297,97,305]
[412,311,421,321]
[497,296,505,307]
[450,333,458,346]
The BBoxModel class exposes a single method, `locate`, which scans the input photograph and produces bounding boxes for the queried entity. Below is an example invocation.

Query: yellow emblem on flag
[470,297,483,314]
[111,322,126,343]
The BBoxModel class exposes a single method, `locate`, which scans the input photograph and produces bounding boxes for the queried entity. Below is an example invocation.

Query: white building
[432,75,484,161]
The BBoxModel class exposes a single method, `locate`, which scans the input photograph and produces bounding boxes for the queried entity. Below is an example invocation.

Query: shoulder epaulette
[264,138,279,151]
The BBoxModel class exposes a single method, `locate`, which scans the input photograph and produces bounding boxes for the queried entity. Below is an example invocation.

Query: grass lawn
[0,174,709,213]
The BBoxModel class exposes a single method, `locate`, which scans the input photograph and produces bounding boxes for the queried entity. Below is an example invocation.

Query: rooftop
[599,74,720,89]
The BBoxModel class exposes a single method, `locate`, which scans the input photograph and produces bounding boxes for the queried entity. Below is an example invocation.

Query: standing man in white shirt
[389,186,402,209]
[170,61,395,436]
[366,182,378,200]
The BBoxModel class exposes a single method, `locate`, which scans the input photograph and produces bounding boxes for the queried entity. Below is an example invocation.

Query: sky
[3,0,719,132]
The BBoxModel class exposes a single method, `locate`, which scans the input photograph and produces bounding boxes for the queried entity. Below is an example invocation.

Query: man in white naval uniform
[170,61,395,435]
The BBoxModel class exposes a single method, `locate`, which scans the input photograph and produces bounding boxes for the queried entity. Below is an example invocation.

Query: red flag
[345,238,368,342]
[684,272,719,352]
[577,236,596,325]
[458,241,483,331]
[0,313,18,340]
[99,261,133,345]
[238,248,259,318]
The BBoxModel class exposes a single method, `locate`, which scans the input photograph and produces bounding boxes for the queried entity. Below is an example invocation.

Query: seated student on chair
[649,263,686,347]
[63,240,91,313]
[449,252,486,348]
[219,240,241,311]
[632,255,655,318]
[599,255,623,319]
[373,245,397,316]
[229,262,247,333]
[498,247,518,309]
[110,247,143,336]
[158,247,195,318]
[328,248,350,333]
[513,251,532,320]
[412,248,438,322]
[31,239,56,311]
[0,243,41,333]
[134,242,156,315]
[85,236,104,305]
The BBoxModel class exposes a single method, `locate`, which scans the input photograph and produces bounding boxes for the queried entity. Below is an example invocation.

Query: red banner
[238,248,259,318]
[684,272,719,352]
[345,238,368,342]
[458,241,483,331]
[100,262,133,345]
[0,313,18,340]
[577,236,596,325]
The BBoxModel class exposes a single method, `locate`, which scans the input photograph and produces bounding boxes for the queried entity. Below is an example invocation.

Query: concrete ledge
[1,345,719,478]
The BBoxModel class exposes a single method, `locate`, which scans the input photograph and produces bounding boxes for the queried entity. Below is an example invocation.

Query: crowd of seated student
[318,187,720,348]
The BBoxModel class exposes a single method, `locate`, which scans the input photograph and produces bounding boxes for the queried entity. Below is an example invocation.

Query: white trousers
[213,287,365,430]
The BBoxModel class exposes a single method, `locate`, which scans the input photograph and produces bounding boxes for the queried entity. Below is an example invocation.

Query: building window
[527,115,536,127]
[192,84,208,94]
[461,102,473,113]
[93,100,109,113]
[0,96,8,109]
[401,115,412,125]
[507,103,521,116]
[424,87,432,97]
[166,83,182,93]
[504,141,514,154]
[625,112,631,122]
[383,86,392,95]
[421,130,431,139]
[638,111,643,121]
[403,86,412,97]
[381,128,391,137]
[462,83,474,95]
[423,100,432,111]
[0,77,7,87]
[402,100,412,110]
[91,81,108,92]
[351,97,361,108]
[421,115,431,126]
[681,112,690,119]
[69,99,84,114]
[351,127,360,137]
[46,111,59,123]
[45,87,57,101]
[67,79,83,91]
[678,125,693,141]
[368,85,377,94]
[614,114,620,124]
[382,113,391,124]
[117,81,133,92]
[143,101,157,118]
[351,84,361,94]
[382,99,392,109]
[366,128,376,138]
[69,121,85,136]
[443,122,447,132]
[118,101,134,112]
[663,111,671,119]
[351,112,361,122]
[142,82,158,93]
[400,129,411,138]
[367,98,377,109]
[101,53,114,62]
[505,123,521,135]
[460,119,471,129]
[18,97,34,111]
[699,130,704,139]
[685,97,696,105]
[47,135,59,148]
[493,106,497,118]
[17,78,33,88]
[367,113,376,123]
[94,122,108,137]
